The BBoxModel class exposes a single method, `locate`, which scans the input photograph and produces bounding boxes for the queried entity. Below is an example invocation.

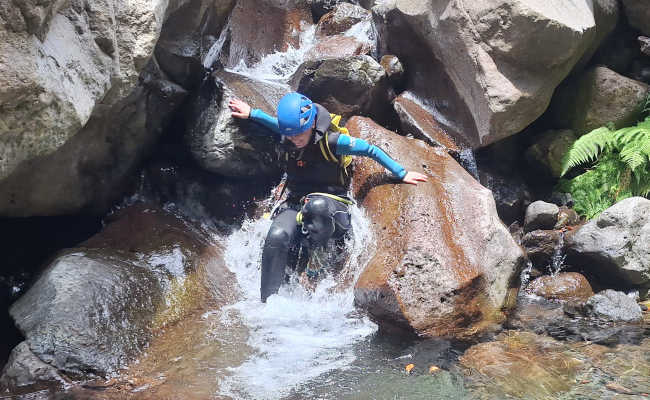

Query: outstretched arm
[229,98,281,135]
[335,135,428,185]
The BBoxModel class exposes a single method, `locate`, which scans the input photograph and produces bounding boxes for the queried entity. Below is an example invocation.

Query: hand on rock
[229,98,251,119]
[402,171,428,185]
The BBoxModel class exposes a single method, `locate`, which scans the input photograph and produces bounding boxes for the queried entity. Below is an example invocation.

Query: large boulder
[185,70,284,178]
[155,0,236,89]
[214,0,312,69]
[622,0,650,36]
[566,197,650,288]
[0,0,231,216]
[315,2,372,38]
[291,55,391,121]
[349,117,524,339]
[372,0,619,148]
[4,204,232,384]
[551,66,650,135]
[0,0,166,181]
[0,59,188,216]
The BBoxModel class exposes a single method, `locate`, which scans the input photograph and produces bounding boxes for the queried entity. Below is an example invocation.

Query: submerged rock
[527,273,594,303]
[349,117,524,339]
[460,331,583,400]
[585,290,643,322]
[566,197,650,289]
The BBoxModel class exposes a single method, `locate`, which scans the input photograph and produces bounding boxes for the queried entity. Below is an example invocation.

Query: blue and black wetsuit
[250,104,406,302]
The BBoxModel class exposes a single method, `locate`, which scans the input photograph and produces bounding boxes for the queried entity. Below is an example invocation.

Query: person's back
[229,92,427,302]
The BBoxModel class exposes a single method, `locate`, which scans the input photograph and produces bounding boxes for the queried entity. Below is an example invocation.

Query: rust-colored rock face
[527,272,594,303]
[349,117,524,339]
[222,0,312,68]
[393,93,462,152]
[306,35,371,60]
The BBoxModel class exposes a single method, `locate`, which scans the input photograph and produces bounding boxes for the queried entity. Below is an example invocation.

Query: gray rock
[524,201,559,232]
[640,36,650,57]
[10,251,164,377]
[372,0,618,148]
[186,70,284,178]
[0,341,67,389]
[291,55,390,121]
[551,66,649,135]
[315,2,372,38]
[566,197,650,287]
[622,0,650,36]
[586,289,643,322]
[525,130,578,178]
[0,59,188,216]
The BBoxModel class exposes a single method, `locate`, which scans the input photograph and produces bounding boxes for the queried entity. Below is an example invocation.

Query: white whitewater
[217,203,377,399]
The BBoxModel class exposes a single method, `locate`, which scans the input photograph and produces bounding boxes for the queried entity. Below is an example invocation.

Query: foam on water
[217,203,377,399]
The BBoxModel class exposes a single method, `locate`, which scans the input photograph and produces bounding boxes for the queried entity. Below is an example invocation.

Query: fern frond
[614,122,650,172]
[560,126,614,176]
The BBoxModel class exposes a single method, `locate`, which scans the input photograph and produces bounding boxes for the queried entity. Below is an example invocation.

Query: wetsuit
[250,104,406,302]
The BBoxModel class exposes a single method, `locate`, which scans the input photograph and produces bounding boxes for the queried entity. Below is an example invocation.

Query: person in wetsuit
[229,92,427,302]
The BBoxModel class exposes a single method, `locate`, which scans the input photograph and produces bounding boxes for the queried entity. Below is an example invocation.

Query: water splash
[549,231,566,276]
[217,201,377,399]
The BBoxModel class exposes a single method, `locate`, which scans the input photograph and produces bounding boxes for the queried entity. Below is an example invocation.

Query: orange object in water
[429,365,440,374]
[405,364,415,373]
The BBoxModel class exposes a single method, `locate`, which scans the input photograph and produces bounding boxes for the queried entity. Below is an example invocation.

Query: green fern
[557,97,650,219]
[559,127,615,176]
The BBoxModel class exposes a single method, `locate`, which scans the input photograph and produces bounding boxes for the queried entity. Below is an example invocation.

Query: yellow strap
[323,131,338,163]
[306,192,355,205]
[319,140,332,162]
[296,211,303,225]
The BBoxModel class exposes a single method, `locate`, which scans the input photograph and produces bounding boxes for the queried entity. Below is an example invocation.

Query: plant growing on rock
[557,94,650,219]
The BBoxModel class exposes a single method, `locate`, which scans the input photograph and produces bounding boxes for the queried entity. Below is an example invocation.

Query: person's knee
[265,225,294,248]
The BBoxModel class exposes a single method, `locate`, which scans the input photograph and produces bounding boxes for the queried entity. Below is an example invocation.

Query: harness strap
[295,192,355,226]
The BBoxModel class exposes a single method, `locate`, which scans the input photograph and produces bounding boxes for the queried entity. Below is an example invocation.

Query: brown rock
[521,229,562,269]
[306,35,371,60]
[315,2,371,37]
[460,331,583,399]
[555,206,580,229]
[393,92,463,152]
[526,272,594,303]
[219,0,312,68]
[349,117,524,339]
[380,55,404,84]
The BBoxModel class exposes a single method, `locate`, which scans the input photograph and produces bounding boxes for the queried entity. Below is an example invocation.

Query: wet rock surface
[521,229,562,270]
[217,0,312,69]
[9,250,163,379]
[566,197,650,288]
[305,35,372,60]
[315,2,371,38]
[186,70,284,178]
[526,272,594,303]
[551,66,650,135]
[392,92,462,153]
[292,55,390,121]
[0,341,66,391]
[477,167,532,226]
[349,117,524,339]
[4,204,231,385]
[622,0,650,36]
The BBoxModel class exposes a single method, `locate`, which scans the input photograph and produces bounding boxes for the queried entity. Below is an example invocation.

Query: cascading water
[549,231,566,276]
[217,200,377,399]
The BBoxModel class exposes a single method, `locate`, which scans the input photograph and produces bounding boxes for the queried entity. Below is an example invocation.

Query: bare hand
[402,171,428,185]
[228,98,251,119]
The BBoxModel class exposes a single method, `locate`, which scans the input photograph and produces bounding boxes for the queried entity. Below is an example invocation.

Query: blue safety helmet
[277,92,317,136]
